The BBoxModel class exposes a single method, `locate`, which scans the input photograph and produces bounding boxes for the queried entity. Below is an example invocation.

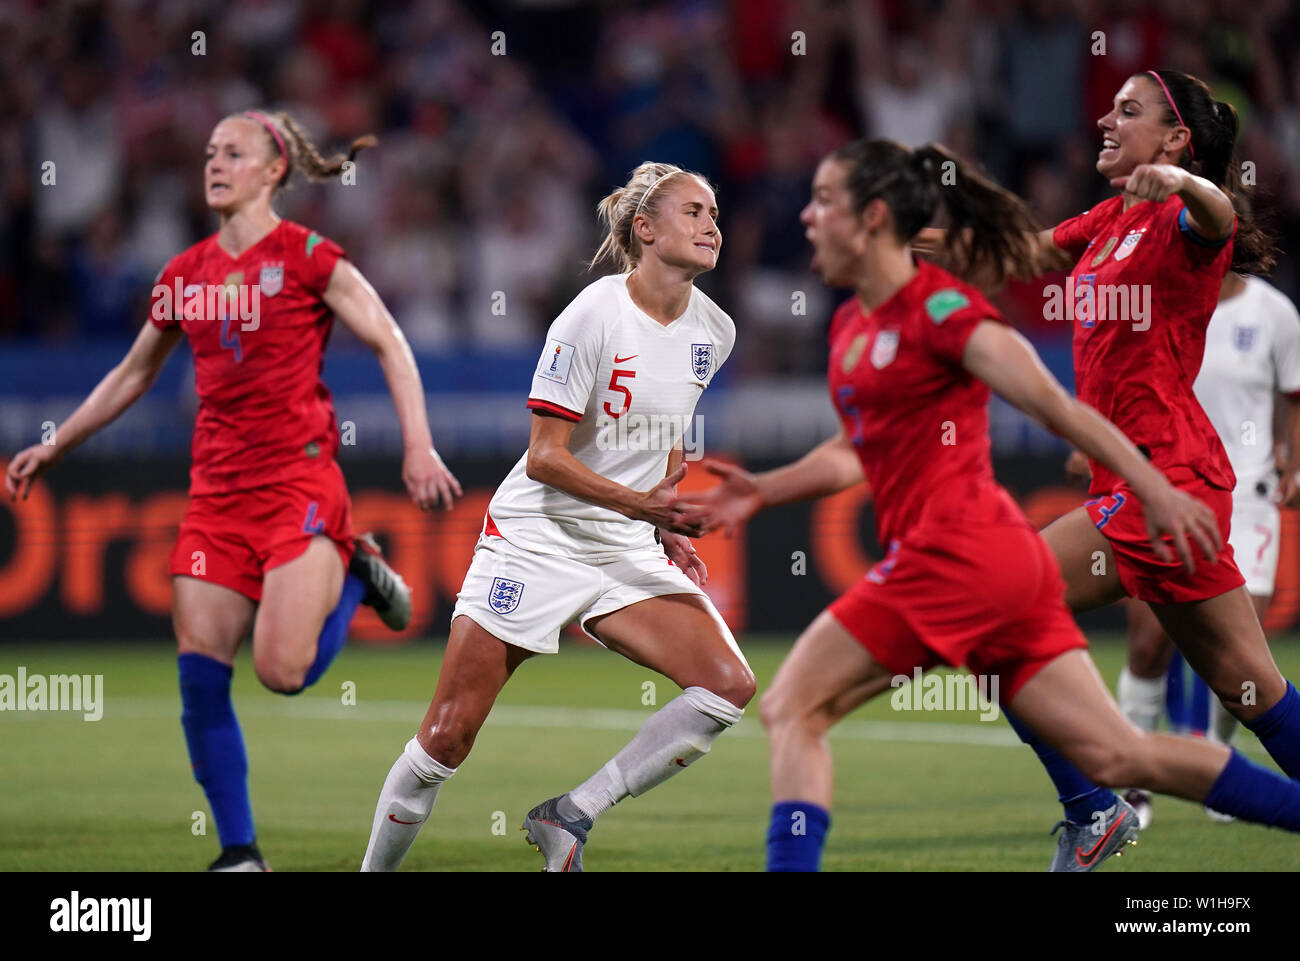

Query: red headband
[1146,70,1194,158]
[244,110,288,162]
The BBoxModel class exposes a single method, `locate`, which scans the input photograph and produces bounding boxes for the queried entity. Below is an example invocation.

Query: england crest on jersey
[259,262,284,297]
[1234,325,1257,352]
[691,343,713,381]
[870,328,899,369]
[1113,228,1147,262]
[489,577,524,615]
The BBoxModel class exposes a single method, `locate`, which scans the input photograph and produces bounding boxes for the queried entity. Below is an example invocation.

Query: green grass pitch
[2,635,1297,871]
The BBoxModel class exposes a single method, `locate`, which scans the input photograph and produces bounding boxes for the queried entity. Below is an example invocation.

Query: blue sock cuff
[179,652,233,685]
[769,800,830,835]
[1244,681,1299,738]
[1204,749,1247,809]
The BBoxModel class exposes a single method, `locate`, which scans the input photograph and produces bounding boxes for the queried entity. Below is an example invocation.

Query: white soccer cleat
[1124,788,1153,830]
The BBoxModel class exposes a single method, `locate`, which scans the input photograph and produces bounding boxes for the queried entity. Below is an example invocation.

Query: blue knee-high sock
[1204,748,1300,830]
[1190,672,1211,736]
[300,574,366,691]
[1243,681,1300,778]
[1166,651,1189,732]
[766,801,830,872]
[179,653,254,849]
[1003,708,1116,823]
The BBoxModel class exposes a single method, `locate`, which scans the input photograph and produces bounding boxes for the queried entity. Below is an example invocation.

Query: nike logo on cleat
[674,757,688,767]
[1075,810,1128,867]
[388,814,423,825]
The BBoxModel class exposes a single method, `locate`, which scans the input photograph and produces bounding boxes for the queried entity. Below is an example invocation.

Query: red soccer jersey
[150,220,347,495]
[1052,195,1235,495]
[828,261,1028,547]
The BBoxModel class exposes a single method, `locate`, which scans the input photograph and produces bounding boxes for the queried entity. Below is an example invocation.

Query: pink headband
[244,110,287,162]
[1146,71,1194,158]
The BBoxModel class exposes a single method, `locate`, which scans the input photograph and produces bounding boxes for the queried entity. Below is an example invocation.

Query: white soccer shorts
[1230,498,1281,598]
[451,532,739,657]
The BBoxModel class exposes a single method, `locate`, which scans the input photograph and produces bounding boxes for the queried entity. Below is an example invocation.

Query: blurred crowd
[2,0,1299,377]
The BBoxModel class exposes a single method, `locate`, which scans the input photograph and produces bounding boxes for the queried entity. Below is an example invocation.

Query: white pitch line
[11,695,1269,755]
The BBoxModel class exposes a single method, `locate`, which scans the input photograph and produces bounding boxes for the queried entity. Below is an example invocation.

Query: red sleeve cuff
[526,398,583,422]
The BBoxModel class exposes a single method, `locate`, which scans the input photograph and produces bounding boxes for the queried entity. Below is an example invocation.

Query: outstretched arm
[912,227,1073,278]
[6,320,182,499]
[1110,165,1234,240]
[671,429,866,536]
[325,259,462,511]
[962,320,1221,569]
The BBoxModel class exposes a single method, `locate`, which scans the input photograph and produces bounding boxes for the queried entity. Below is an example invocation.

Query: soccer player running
[674,138,1300,872]
[908,69,1300,870]
[1113,270,1300,827]
[4,111,460,871]
[360,163,754,873]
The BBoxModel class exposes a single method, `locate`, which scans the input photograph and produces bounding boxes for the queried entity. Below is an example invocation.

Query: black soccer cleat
[207,843,271,872]
[349,532,412,631]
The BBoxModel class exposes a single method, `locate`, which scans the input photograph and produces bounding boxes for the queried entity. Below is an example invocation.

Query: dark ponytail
[830,139,1040,286]
[1142,70,1275,275]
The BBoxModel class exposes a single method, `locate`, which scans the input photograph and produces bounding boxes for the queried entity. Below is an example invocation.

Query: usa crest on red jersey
[1113,228,1147,262]
[259,262,284,297]
[871,328,899,369]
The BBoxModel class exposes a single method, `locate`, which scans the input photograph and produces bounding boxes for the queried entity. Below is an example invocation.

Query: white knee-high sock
[561,686,744,822]
[1209,695,1240,747]
[1117,667,1165,732]
[360,737,456,872]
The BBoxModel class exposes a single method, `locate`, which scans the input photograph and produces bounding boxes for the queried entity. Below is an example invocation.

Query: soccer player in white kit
[360,162,755,872]
[1113,271,1300,825]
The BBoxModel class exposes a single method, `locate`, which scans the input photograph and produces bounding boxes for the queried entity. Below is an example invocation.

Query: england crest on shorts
[870,328,899,369]
[259,262,284,297]
[489,577,524,615]
[691,343,713,381]
[1234,325,1257,352]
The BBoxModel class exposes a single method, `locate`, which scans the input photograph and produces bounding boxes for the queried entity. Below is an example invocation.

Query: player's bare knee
[708,660,756,709]
[759,686,819,736]
[758,686,789,731]
[1060,737,1127,788]
[1127,634,1169,678]
[253,652,310,695]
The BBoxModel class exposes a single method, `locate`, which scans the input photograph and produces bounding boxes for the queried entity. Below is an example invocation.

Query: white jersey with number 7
[487,272,736,558]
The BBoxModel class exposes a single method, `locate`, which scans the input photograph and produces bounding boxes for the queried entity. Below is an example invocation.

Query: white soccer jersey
[487,272,735,557]
[1195,276,1300,503]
